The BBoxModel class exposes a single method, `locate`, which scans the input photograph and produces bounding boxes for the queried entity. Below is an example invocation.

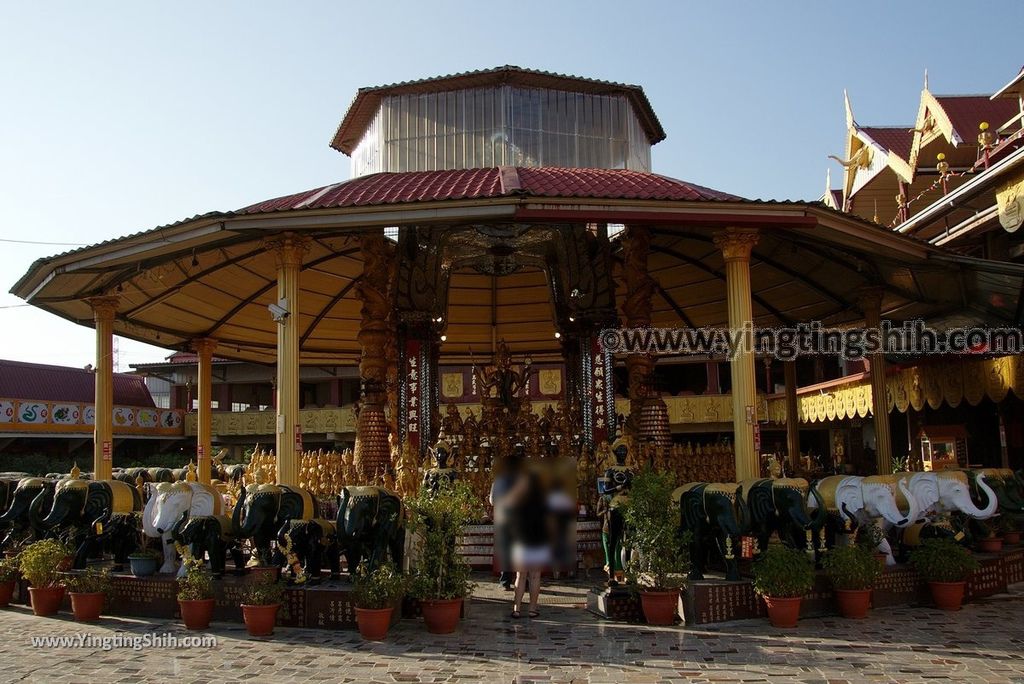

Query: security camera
[268,298,290,323]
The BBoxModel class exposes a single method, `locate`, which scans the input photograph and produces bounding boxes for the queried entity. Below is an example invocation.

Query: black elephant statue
[41,478,143,569]
[738,478,827,554]
[0,478,56,549]
[114,468,153,486]
[674,482,748,581]
[83,511,143,570]
[232,483,317,566]
[336,486,405,574]
[174,514,243,577]
[277,518,341,582]
[146,468,175,483]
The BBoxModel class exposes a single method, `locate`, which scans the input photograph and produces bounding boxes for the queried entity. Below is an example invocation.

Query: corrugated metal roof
[238,167,741,214]
[860,126,914,161]
[934,95,1019,142]
[0,359,155,406]
[330,65,667,155]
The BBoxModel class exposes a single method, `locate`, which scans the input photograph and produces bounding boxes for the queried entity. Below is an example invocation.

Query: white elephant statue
[143,481,226,576]
[808,475,864,536]
[903,470,996,521]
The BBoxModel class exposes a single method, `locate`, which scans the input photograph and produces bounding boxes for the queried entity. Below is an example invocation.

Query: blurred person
[507,463,550,619]
[547,459,577,579]
[489,446,524,591]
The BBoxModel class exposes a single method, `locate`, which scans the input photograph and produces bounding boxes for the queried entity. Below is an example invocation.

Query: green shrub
[241,573,285,606]
[854,522,885,552]
[406,480,483,600]
[822,544,882,591]
[910,538,979,583]
[65,567,112,595]
[177,559,214,601]
[622,469,690,590]
[18,539,73,588]
[352,561,406,609]
[752,545,815,598]
[0,556,20,582]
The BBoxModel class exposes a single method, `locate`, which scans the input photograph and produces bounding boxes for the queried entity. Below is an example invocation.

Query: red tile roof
[239,167,741,214]
[860,127,914,161]
[0,359,155,406]
[934,95,1019,142]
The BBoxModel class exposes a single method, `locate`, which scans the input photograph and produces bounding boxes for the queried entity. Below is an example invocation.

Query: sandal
[528,609,540,618]
[510,610,521,619]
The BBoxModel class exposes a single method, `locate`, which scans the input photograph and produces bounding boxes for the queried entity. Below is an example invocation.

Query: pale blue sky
[1,1,1022,368]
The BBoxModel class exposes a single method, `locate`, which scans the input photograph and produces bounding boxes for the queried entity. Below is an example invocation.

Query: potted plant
[352,561,406,640]
[752,545,815,628]
[19,538,73,616]
[177,558,216,630]
[65,568,111,622]
[975,519,1003,553]
[406,480,483,634]
[999,516,1020,546]
[822,544,882,619]
[622,470,689,625]
[0,556,20,607]
[127,548,161,577]
[910,538,980,611]
[240,572,285,636]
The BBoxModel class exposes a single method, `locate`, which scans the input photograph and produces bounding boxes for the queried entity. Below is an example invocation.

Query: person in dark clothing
[489,448,523,590]
[507,466,550,619]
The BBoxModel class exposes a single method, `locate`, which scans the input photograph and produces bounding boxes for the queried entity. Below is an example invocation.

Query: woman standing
[508,465,550,619]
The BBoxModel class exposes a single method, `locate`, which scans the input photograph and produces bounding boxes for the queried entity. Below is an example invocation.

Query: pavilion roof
[11,167,1024,364]
[0,359,155,406]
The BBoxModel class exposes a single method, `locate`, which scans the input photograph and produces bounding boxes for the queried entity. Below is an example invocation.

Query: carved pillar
[621,225,658,436]
[355,230,396,480]
[859,287,893,475]
[87,295,119,481]
[783,360,800,471]
[269,233,309,486]
[192,337,217,484]
[714,228,760,482]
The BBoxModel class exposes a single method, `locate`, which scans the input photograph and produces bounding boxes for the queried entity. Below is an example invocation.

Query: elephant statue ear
[909,474,940,517]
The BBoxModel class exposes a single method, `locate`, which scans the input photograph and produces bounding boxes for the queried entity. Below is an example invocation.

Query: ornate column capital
[191,337,218,359]
[265,232,310,269]
[713,228,759,263]
[86,295,120,321]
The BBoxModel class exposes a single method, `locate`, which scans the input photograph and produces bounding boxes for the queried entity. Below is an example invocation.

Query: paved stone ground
[2,587,1024,684]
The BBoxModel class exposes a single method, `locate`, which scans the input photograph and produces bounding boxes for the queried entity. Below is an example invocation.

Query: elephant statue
[277,518,341,582]
[114,468,153,486]
[839,475,920,565]
[0,478,56,549]
[145,481,229,575]
[673,482,748,581]
[41,478,143,569]
[232,483,317,566]
[970,469,1022,519]
[738,478,826,554]
[174,515,243,578]
[897,515,969,560]
[905,470,996,523]
[336,486,405,574]
[146,468,176,483]
[808,475,865,545]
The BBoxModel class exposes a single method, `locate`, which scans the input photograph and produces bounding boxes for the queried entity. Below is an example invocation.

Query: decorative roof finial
[923,68,929,92]
[843,89,855,129]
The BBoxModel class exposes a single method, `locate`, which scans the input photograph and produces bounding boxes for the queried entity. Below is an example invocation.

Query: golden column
[87,295,119,481]
[713,228,760,482]
[621,225,658,436]
[783,360,800,471]
[192,337,218,484]
[859,287,893,474]
[270,233,309,486]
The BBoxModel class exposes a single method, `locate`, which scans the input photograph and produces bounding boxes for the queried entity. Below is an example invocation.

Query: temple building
[11,66,1024,488]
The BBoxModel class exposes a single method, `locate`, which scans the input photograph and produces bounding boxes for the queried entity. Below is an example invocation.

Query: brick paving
[2,586,1023,683]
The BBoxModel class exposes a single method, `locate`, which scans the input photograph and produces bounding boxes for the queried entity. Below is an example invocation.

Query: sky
[1,1,1022,370]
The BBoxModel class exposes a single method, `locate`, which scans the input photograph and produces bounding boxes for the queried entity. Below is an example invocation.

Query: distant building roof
[330,65,667,155]
[0,359,155,406]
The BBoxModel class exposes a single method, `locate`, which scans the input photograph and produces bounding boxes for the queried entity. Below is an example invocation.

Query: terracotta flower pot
[977,537,1003,553]
[28,586,65,617]
[1004,531,1021,545]
[179,598,215,630]
[420,597,462,634]
[834,588,871,619]
[639,590,678,626]
[355,607,394,640]
[241,603,280,636]
[928,581,966,611]
[70,592,105,622]
[0,580,15,608]
[763,595,802,628]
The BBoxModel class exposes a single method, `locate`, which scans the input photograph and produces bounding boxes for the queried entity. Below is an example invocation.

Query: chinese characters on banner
[102,440,112,461]
[592,338,608,444]
[405,339,421,450]
[294,424,303,453]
